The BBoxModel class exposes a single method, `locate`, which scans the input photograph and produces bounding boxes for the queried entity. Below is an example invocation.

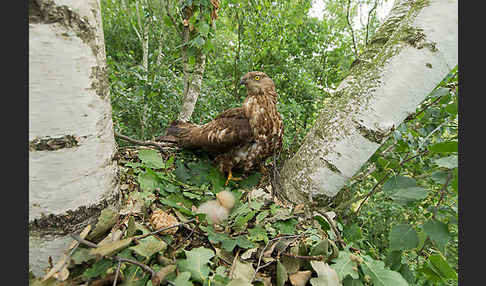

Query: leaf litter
[31,147,401,286]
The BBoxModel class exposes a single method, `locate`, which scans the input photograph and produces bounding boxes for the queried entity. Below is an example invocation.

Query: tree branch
[365,0,378,45]
[114,131,177,153]
[162,0,183,39]
[346,0,358,59]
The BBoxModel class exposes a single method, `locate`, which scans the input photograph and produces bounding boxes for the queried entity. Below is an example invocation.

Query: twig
[115,256,155,276]
[70,234,167,284]
[162,0,183,39]
[229,249,240,280]
[351,149,430,214]
[70,234,98,248]
[251,233,307,282]
[433,172,453,219]
[354,174,389,214]
[406,96,443,121]
[319,212,345,249]
[114,131,177,153]
[346,0,358,59]
[113,260,122,286]
[365,0,378,45]
[281,252,324,261]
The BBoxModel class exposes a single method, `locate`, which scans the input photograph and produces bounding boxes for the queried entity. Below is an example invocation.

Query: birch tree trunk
[29,0,119,276]
[277,0,457,206]
[178,52,207,122]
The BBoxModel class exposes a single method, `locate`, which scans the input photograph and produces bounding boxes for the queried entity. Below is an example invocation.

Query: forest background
[99,0,458,285]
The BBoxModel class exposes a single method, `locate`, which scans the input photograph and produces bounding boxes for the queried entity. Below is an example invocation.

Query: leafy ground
[30,145,436,286]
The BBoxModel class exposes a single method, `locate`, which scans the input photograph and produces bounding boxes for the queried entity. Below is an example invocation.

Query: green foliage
[177,247,215,283]
[344,67,458,285]
[97,0,459,285]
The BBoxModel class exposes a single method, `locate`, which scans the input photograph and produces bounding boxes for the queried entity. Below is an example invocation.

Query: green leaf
[382,176,428,204]
[445,102,457,114]
[430,170,449,185]
[130,237,167,260]
[434,155,458,169]
[389,224,419,251]
[451,168,458,193]
[422,219,451,253]
[384,250,402,271]
[256,210,269,224]
[314,215,331,231]
[171,272,193,286]
[342,276,364,286]
[178,247,215,283]
[429,254,457,280]
[276,260,288,286]
[138,149,164,169]
[428,141,458,153]
[174,160,213,186]
[343,224,362,243]
[138,169,160,192]
[310,261,341,286]
[281,245,300,274]
[232,260,255,282]
[126,216,137,237]
[208,166,226,192]
[239,173,262,188]
[429,87,449,98]
[234,210,258,230]
[330,251,359,280]
[71,248,94,265]
[235,236,256,249]
[419,263,444,284]
[198,22,210,36]
[87,208,117,240]
[310,239,330,257]
[361,256,408,286]
[82,258,113,279]
[159,196,193,215]
[274,218,298,234]
[247,225,268,243]
[398,263,415,284]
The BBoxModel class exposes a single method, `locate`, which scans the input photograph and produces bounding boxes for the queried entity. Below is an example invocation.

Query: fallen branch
[281,252,324,261]
[114,131,177,153]
[319,212,346,249]
[251,233,308,282]
[70,234,176,286]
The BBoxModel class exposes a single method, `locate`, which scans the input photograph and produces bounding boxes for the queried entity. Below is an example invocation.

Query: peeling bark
[277,0,457,206]
[29,0,118,276]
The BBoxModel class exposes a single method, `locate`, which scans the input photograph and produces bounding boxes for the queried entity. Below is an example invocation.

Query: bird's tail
[155,120,198,144]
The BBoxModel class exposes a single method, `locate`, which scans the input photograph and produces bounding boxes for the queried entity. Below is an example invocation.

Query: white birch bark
[278,0,457,205]
[29,0,119,276]
[178,53,207,122]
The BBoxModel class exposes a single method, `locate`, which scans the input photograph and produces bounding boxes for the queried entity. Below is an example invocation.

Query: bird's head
[216,191,236,210]
[240,71,275,95]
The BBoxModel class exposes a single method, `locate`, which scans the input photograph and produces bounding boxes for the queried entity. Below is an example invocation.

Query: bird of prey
[161,71,284,185]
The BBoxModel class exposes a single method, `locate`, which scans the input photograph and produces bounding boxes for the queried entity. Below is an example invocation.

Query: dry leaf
[52,266,69,281]
[289,271,312,286]
[150,209,179,234]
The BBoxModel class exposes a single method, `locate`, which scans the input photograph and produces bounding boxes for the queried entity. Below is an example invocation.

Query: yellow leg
[225,170,243,186]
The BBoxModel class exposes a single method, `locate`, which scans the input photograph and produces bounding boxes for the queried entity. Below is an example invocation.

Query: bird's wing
[168,108,253,152]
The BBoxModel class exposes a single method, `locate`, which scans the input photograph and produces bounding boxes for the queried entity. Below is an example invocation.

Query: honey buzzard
[161,71,284,185]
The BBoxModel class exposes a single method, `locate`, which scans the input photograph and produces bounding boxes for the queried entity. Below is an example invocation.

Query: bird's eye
[254,75,260,81]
